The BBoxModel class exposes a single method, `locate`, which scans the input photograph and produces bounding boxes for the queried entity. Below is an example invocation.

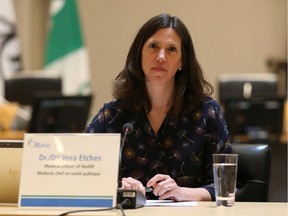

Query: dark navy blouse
[85,97,231,200]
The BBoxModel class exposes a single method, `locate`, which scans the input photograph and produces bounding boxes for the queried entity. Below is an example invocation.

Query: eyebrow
[146,39,180,48]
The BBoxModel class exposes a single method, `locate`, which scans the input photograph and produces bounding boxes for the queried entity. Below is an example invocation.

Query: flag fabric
[0,0,22,97]
[44,0,91,95]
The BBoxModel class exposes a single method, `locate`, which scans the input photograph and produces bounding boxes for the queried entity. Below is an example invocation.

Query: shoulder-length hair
[113,14,214,119]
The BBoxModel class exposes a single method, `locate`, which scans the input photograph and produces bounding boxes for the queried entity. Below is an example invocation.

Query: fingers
[146,174,167,188]
[146,174,177,199]
[122,177,146,195]
[153,182,174,197]
[121,175,178,199]
[155,184,172,196]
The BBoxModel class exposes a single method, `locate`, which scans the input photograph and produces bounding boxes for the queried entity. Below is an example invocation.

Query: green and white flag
[44,0,90,95]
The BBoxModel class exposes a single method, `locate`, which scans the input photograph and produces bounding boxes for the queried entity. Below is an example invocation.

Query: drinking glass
[213,154,238,207]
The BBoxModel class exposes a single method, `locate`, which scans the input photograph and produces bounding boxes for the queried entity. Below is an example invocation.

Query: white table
[0,202,287,216]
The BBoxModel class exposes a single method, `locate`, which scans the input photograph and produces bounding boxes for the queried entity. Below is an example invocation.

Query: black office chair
[218,73,284,144]
[232,143,272,202]
[28,95,93,133]
[2,73,62,130]
[218,73,278,103]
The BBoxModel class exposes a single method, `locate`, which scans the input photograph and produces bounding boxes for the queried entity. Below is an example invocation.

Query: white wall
[15,0,287,114]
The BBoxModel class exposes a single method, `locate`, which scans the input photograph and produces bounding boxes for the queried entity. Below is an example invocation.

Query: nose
[156,49,166,63]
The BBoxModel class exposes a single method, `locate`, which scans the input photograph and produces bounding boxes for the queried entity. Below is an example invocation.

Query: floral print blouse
[85,97,231,200]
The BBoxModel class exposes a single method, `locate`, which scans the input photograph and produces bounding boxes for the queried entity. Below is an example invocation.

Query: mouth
[151,66,167,72]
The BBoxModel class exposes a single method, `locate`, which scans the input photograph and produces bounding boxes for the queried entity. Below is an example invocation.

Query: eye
[168,46,177,52]
[148,43,159,49]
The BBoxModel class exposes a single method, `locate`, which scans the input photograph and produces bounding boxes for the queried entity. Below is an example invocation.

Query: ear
[178,62,182,71]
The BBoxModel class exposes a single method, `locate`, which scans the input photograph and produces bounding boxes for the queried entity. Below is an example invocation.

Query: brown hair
[113,14,214,118]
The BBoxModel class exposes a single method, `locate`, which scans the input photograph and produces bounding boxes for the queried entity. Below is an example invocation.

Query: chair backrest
[4,74,62,106]
[28,95,92,133]
[231,143,272,202]
[218,73,278,103]
[218,73,284,143]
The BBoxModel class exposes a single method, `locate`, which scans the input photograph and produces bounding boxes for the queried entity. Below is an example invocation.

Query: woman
[85,14,231,201]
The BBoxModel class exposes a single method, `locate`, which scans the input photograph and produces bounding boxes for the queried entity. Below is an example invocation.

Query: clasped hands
[121,174,180,201]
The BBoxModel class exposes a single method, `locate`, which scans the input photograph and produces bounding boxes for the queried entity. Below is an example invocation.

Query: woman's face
[141,28,182,86]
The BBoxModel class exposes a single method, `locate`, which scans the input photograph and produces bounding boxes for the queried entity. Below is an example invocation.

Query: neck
[147,83,174,112]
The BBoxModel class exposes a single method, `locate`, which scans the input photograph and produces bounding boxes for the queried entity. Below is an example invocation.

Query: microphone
[123,122,134,134]
[121,123,134,149]
[118,123,133,188]
[117,122,146,209]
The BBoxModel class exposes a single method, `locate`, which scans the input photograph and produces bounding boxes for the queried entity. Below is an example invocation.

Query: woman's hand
[146,174,179,200]
[146,174,212,201]
[121,177,146,196]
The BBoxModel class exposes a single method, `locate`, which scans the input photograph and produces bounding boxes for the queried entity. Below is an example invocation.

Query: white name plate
[19,133,120,208]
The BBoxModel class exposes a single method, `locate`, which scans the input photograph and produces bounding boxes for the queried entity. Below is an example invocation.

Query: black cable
[117,203,127,216]
[58,204,127,216]
[58,207,115,216]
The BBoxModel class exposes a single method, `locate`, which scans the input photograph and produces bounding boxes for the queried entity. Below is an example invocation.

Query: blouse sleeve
[85,105,107,133]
